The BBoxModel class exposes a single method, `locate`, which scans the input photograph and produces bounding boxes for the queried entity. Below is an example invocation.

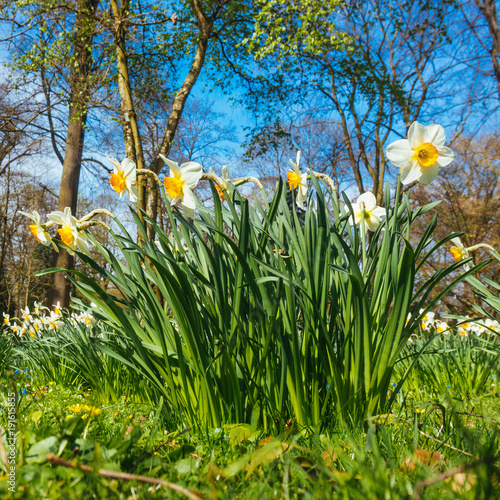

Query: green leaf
[31,410,43,425]
[246,440,286,478]
[26,436,59,464]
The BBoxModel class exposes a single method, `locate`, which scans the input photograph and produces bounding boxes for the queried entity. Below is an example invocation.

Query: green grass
[7,316,154,405]
[395,331,500,399]
[1,350,499,499]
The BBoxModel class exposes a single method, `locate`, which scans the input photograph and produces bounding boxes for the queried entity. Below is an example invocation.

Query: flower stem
[360,209,367,274]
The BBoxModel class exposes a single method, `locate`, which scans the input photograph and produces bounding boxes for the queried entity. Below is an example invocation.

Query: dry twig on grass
[46,453,204,500]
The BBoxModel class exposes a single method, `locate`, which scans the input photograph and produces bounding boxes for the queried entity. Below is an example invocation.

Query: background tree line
[0,0,499,317]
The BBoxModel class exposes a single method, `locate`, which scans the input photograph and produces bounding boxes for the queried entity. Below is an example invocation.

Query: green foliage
[0,333,11,372]
[10,315,152,404]
[37,176,483,430]
[242,0,350,61]
[395,332,500,399]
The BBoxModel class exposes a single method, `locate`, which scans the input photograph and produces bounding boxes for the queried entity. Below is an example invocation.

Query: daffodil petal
[160,155,181,176]
[127,184,139,204]
[418,164,440,184]
[423,124,446,146]
[181,187,197,212]
[296,190,307,208]
[105,153,122,174]
[181,204,195,219]
[408,122,425,149]
[180,162,203,189]
[47,211,67,226]
[366,216,382,232]
[436,146,454,166]
[121,158,136,180]
[20,210,42,225]
[400,160,422,185]
[356,191,377,210]
[371,207,386,218]
[77,236,91,256]
[386,139,413,167]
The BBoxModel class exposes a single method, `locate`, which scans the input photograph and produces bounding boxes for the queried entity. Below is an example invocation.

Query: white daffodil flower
[47,207,91,256]
[449,237,472,271]
[484,318,500,335]
[349,192,386,232]
[386,121,454,185]
[33,301,48,315]
[419,308,435,330]
[435,320,449,334]
[209,166,233,201]
[160,155,203,218]
[458,317,471,337]
[48,310,64,331]
[78,311,94,326]
[20,306,32,324]
[19,210,58,252]
[286,151,308,208]
[106,154,138,204]
[470,320,487,336]
[53,301,62,316]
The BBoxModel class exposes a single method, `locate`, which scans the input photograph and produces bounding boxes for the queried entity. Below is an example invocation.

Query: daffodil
[457,316,471,337]
[449,237,472,271]
[435,320,449,334]
[160,155,203,217]
[20,306,32,323]
[53,301,62,316]
[470,320,486,336]
[286,151,308,208]
[3,312,10,326]
[19,211,58,251]
[386,121,454,185]
[484,318,500,334]
[449,236,500,272]
[33,301,48,315]
[78,311,94,326]
[419,309,435,330]
[106,154,138,203]
[405,313,411,326]
[349,192,386,232]
[48,311,64,330]
[47,207,90,256]
[209,166,233,201]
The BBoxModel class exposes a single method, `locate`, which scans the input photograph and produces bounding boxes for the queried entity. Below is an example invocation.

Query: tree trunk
[110,0,147,243]
[144,0,213,241]
[110,0,214,243]
[51,0,99,308]
[0,163,11,312]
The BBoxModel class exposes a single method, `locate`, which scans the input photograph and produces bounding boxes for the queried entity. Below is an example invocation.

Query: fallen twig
[46,453,204,500]
[449,410,498,421]
[401,419,474,457]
